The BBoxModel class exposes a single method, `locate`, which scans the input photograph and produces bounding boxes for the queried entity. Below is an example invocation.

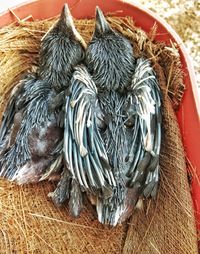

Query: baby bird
[0,4,85,184]
[63,7,161,225]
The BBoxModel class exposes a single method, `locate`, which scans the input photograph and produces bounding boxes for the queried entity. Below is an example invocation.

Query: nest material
[0,16,198,253]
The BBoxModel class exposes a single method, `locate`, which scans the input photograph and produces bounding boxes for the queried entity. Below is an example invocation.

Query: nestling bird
[62,7,161,225]
[0,4,86,184]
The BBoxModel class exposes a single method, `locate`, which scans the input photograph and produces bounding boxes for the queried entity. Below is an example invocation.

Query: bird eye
[96,113,107,131]
[124,117,134,128]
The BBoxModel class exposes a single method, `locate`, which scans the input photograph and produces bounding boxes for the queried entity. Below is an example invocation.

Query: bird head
[86,6,135,92]
[38,4,86,89]
[51,4,86,49]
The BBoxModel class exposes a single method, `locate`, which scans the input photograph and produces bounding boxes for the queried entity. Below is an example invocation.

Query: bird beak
[95,6,112,34]
[59,4,74,31]
[42,4,86,49]
[59,4,87,49]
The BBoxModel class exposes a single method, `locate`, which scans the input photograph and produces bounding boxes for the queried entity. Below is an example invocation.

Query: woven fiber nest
[0,16,198,254]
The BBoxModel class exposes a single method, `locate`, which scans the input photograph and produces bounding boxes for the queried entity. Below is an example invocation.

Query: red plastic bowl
[0,0,200,228]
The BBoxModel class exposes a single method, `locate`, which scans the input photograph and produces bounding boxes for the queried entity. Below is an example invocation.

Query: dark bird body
[0,5,85,184]
[62,7,162,225]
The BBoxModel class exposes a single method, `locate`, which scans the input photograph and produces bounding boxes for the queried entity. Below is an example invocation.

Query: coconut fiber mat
[0,16,198,254]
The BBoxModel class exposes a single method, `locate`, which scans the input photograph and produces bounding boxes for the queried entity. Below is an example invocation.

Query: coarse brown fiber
[0,15,198,253]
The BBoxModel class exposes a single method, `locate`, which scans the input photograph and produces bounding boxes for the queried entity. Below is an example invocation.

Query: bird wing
[0,76,61,182]
[126,58,161,198]
[64,65,115,197]
[0,74,37,152]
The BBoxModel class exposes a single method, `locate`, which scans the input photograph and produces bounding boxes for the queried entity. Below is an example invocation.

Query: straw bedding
[0,15,198,253]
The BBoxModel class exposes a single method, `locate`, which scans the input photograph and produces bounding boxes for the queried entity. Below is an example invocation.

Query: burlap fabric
[0,16,198,253]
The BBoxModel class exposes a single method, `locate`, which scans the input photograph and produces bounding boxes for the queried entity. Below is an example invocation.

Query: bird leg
[48,167,71,206]
[69,179,83,217]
